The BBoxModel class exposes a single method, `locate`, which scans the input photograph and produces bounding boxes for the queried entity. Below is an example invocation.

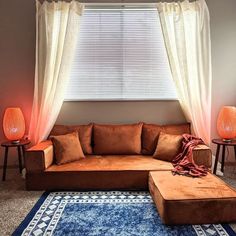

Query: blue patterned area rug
[13,191,236,236]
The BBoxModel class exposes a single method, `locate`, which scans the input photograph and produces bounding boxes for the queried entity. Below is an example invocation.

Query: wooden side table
[1,139,30,181]
[212,139,236,174]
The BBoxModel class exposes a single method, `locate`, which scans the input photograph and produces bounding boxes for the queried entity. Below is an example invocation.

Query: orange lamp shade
[217,106,236,140]
[3,108,25,141]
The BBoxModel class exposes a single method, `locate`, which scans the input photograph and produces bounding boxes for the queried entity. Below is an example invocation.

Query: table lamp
[3,107,25,144]
[217,106,236,142]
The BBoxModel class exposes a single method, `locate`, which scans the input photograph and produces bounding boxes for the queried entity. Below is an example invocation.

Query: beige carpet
[0,169,236,236]
[0,169,42,236]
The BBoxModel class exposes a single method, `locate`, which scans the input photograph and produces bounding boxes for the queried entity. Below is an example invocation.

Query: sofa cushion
[192,144,212,168]
[51,132,85,165]
[142,123,190,155]
[28,155,173,190]
[153,132,183,162]
[161,123,191,135]
[50,124,93,154]
[45,155,173,172]
[50,125,68,136]
[141,124,162,155]
[149,171,236,224]
[93,123,143,155]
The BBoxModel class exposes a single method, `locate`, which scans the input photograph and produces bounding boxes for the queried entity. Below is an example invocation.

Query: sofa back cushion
[142,123,190,155]
[49,124,93,154]
[93,123,143,155]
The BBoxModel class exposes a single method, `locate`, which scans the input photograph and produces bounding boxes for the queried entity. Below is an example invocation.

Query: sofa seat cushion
[150,171,236,200]
[93,123,143,155]
[45,155,173,172]
[149,171,236,224]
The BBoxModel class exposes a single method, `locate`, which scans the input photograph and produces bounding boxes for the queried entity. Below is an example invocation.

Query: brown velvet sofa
[25,123,212,190]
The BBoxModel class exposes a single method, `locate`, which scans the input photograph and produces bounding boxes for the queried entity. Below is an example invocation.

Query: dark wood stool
[212,139,236,174]
[1,139,30,181]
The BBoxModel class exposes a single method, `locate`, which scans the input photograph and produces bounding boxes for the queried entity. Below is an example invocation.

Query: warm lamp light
[3,107,25,144]
[217,106,236,142]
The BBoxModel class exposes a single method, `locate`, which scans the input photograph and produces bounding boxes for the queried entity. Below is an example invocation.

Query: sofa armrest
[193,144,212,168]
[25,140,54,173]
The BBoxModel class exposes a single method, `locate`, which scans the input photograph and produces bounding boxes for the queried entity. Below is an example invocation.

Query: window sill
[63,98,179,102]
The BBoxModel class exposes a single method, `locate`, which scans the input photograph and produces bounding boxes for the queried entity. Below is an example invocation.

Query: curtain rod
[38,0,197,4]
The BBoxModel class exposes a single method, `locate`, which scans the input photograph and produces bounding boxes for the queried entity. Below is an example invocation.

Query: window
[65,8,177,101]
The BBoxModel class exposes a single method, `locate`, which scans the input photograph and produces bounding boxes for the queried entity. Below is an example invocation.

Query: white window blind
[65,8,177,100]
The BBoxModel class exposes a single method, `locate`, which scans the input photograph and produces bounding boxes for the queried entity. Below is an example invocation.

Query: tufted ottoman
[149,171,236,225]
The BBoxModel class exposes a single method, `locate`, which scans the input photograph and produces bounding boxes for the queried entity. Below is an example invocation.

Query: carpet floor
[0,169,236,236]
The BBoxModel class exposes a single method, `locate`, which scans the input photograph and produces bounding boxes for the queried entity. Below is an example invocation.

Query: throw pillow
[51,132,85,165]
[49,124,93,154]
[153,132,183,162]
[141,123,190,155]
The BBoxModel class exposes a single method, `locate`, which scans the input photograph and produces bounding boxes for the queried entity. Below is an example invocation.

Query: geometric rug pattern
[13,191,236,236]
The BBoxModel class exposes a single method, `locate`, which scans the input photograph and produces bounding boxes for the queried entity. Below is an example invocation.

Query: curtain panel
[29,0,83,144]
[157,0,212,144]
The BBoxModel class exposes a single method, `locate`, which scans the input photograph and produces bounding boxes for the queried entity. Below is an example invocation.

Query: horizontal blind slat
[65,9,177,100]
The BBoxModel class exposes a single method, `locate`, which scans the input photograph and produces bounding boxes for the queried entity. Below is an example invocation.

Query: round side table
[212,139,236,174]
[1,139,31,181]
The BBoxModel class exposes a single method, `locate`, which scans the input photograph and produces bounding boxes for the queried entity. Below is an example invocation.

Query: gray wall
[207,0,236,161]
[57,101,185,125]
[0,0,35,166]
[0,0,236,166]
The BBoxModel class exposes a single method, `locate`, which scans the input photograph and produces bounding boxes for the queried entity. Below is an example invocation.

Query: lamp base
[11,140,20,144]
[222,138,233,143]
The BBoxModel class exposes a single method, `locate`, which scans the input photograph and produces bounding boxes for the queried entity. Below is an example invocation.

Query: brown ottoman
[149,171,236,225]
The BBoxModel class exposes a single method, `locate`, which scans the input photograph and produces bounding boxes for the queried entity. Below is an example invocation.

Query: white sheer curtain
[157,0,212,144]
[29,0,83,144]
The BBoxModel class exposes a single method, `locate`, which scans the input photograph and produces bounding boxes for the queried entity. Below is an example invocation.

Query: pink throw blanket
[172,134,208,177]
